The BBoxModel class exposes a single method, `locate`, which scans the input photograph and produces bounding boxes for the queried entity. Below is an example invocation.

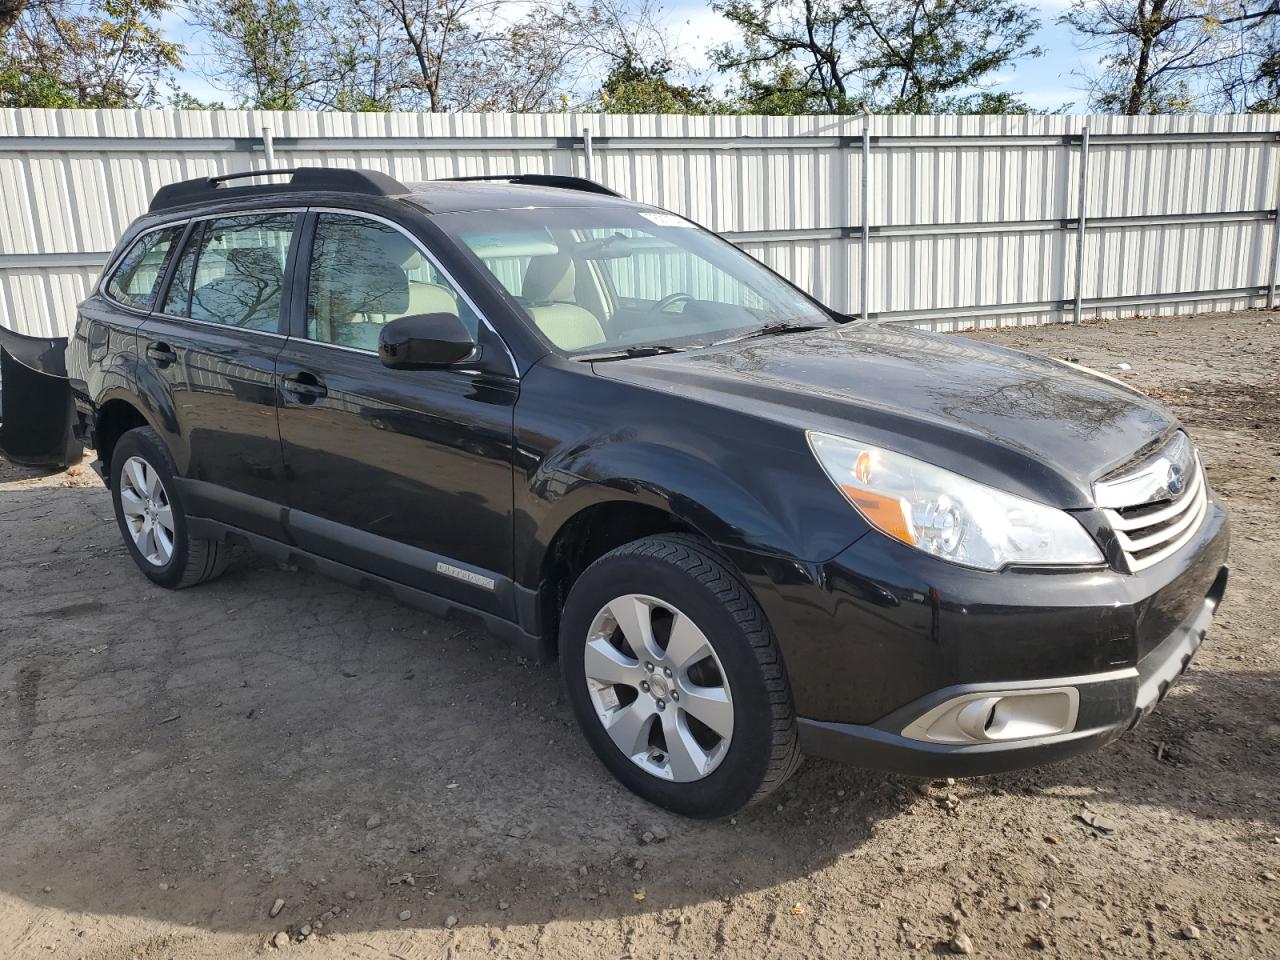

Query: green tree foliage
[711,0,1042,114]
[599,53,726,113]
[168,91,227,109]
[0,0,181,106]
[0,63,77,106]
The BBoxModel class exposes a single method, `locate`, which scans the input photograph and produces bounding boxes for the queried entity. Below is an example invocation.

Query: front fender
[542,439,798,550]
[511,358,870,591]
[516,438,866,590]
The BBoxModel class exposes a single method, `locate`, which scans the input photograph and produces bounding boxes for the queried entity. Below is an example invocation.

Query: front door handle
[146,341,177,367]
[281,371,328,403]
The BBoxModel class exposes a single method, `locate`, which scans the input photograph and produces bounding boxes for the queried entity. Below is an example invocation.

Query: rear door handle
[281,371,328,403]
[146,342,177,367]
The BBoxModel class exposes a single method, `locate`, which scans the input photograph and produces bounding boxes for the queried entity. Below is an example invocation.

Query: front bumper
[797,562,1227,776]
[729,494,1230,778]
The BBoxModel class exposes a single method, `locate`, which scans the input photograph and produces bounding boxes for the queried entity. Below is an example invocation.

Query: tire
[560,534,801,818]
[109,426,229,589]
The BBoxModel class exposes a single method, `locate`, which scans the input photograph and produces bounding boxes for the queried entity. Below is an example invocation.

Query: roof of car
[400,180,635,215]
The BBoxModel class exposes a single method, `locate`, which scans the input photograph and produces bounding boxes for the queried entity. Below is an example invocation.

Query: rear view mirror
[378,313,476,370]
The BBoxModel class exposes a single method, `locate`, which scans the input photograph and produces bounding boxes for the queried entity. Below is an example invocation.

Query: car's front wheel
[109,426,230,589]
[560,534,801,818]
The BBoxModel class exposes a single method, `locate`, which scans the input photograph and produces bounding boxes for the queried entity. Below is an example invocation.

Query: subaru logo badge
[1166,462,1185,496]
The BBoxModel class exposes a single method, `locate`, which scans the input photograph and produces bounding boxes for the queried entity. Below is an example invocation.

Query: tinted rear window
[105,226,183,310]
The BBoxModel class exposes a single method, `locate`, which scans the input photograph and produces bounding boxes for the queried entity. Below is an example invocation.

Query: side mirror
[378,313,476,370]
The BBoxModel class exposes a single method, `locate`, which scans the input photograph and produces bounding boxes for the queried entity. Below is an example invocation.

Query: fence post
[1269,137,1280,309]
[262,126,276,167]
[582,127,595,181]
[860,119,871,323]
[1072,124,1089,324]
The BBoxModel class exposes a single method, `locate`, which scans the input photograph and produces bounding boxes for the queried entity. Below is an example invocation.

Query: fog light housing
[901,687,1080,745]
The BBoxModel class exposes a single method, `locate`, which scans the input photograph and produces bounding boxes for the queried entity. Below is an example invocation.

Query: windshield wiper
[575,344,686,362]
[711,320,827,346]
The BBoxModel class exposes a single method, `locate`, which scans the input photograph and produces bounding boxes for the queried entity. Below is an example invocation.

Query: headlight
[807,431,1104,571]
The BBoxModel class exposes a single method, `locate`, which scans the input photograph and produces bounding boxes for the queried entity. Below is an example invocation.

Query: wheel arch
[532,497,709,660]
[93,394,152,485]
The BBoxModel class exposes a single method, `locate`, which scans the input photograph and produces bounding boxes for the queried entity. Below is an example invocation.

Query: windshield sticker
[639,212,694,228]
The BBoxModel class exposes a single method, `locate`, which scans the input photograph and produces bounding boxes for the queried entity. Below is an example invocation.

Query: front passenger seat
[329,258,410,351]
[521,254,605,350]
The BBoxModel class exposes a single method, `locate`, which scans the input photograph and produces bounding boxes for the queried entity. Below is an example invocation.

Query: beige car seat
[402,249,462,319]
[327,256,409,351]
[522,254,605,350]
[323,244,461,351]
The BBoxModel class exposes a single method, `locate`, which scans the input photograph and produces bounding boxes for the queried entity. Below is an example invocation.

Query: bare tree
[184,0,682,113]
[453,0,671,111]
[1061,0,1280,113]
[371,0,488,111]
[319,0,404,110]
[185,0,327,108]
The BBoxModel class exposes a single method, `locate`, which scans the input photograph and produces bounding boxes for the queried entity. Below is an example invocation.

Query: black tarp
[0,324,83,469]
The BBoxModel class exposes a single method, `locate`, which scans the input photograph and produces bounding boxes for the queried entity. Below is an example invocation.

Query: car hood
[593,324,1179,509]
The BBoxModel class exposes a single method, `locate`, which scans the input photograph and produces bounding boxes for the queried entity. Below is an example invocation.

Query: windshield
[434,205,830,355]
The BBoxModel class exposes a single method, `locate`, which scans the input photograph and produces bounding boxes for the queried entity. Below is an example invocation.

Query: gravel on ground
[0,309,1277,958]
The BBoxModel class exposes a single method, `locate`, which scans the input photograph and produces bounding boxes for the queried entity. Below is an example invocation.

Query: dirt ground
[1,309,1277,960]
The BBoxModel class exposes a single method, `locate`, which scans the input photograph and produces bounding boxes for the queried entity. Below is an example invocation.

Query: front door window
[305,213,480,352]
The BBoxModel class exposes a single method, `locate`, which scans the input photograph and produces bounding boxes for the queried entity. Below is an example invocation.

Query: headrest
[369,228,425,274]
[523,254,576,303]
[225,247,283,284]
[330,254,408,316]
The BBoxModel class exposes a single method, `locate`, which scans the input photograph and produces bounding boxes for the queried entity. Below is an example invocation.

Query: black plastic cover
[0,338,82,469]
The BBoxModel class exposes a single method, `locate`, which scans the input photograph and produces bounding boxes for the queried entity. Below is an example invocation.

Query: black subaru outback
[60,167,1228,817]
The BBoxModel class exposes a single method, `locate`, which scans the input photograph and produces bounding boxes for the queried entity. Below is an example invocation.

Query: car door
[273,209,519,618]
[138,210,301,539]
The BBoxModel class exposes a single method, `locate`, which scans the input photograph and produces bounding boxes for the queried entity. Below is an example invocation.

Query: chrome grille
[1095,432,1208,573]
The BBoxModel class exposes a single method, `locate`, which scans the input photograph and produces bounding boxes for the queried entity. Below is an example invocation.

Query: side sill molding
[187,517,546,663]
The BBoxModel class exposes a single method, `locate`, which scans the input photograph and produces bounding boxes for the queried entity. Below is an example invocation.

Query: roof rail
[148,167,408,212]
[437,174,623,198]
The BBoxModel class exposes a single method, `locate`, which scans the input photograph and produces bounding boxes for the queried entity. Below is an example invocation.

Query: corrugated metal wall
[2,110,1278,339]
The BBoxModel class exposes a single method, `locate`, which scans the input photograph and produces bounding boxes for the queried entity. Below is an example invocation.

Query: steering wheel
[649,292,694,315]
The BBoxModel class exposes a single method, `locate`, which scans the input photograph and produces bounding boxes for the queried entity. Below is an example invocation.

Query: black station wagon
[53,168,1228,816]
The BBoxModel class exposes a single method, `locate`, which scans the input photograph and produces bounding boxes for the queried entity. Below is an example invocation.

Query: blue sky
[166,0,1092,112]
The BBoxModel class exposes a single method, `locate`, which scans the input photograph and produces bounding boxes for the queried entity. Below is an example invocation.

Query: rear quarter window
[105,226,183,310]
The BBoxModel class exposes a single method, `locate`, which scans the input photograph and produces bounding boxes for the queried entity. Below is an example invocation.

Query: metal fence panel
[1,109,1279,338]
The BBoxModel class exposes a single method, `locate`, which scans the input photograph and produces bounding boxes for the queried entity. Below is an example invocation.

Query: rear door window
[105,226,183,310]
[174,213,297,331]
[161,222,201,318]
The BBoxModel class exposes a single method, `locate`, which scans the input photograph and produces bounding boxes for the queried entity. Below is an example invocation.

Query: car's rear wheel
[560,534,801,818]
[110,426,229,589]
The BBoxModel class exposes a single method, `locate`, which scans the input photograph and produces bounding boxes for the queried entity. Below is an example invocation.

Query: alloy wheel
[119,455,176,567]
[583,594,734,782]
